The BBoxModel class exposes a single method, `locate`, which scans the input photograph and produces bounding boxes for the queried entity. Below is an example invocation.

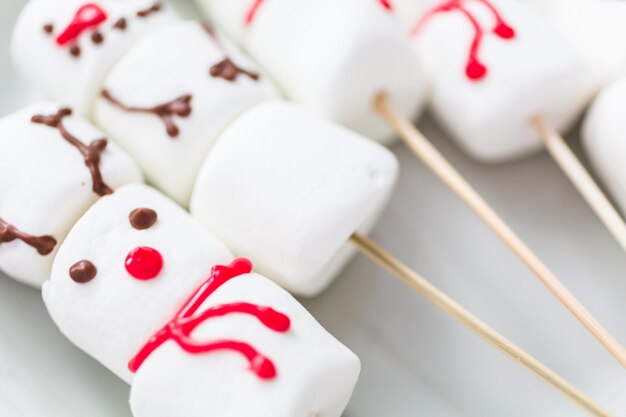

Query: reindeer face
[0,102,141,287]
[43,184,233,382]
[12,0,176,114]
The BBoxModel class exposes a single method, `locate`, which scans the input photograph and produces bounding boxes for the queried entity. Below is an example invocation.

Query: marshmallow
[44,184,233,382]
[583,79,626,213]
[93,21,275,206]
[130,264,360,417]
[190,101,398,296]
[528,0,626,88]
[194,0,426,143]
[11,0,176,115]
[394,0,596,161]
[0,102,142,287]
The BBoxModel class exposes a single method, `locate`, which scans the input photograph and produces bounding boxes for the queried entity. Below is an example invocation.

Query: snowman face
[43,184,233,382]
[12,0,177,113]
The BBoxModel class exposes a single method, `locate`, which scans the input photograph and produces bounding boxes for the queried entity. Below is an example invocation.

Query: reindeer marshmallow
[93,21,276,206]
[193,0,426,143]
[393,0,596,161]
[44,184,360,417]
[11,0,175,114]
[0,102,142,287]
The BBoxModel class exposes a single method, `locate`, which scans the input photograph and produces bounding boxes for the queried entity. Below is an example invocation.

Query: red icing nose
[56,3,107,46]
[125,246,163,280]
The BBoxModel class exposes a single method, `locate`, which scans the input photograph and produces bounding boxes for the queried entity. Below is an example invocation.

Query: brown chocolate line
[31,108,113,196]
[101,90,192,138]
[201,22,260,82]
[0,218,57,256]
[137,3,162,18]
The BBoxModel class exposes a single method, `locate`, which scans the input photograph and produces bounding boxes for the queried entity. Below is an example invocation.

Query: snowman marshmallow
[193,0,426,143]
[393,0,596,161]
[93,21,276,206]
[583,79,626,214]
[191,100,399,296]
[11,0,176,115]
[0,102,142,287]
[529,0,626,89]
[44,184,360,417]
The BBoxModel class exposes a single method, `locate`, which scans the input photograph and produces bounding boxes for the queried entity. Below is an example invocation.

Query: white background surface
[1,1,626,416]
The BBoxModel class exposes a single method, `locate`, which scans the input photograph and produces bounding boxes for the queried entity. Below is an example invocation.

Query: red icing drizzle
[128,258,291,380]
[125,246,163,280]
[56,4,108,46]
[412,0,515,81]
[245,0,392,26]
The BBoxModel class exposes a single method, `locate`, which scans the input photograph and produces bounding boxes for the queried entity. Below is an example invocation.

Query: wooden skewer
[350,232,614,417]
[532,115,626,255]
[373,93,626,370]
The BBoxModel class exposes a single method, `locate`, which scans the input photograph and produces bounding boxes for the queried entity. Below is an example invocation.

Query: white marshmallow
[0,102,142,287]
[190,101,398,296]
[93,21,275,207]
[394,0,596,161]
[528,0,626,88]
[130,269,360,417]
[43,184,233,382]
[583,79,626,213]
[194,0,426,144]
[11,0,176,115]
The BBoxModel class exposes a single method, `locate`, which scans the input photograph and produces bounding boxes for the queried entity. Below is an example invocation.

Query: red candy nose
[125,246,163,280]
[56,3,107,46]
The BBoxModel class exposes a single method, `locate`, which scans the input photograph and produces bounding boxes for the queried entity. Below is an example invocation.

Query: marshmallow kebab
[44,184,360,417]
[193,0,626,370]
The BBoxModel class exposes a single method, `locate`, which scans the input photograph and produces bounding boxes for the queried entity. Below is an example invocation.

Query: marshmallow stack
[193,0,427,143]
[393,0,596,161]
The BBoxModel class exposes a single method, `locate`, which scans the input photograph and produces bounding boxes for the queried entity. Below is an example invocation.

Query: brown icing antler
[31,108,113,196]
[0,218,57,256]
[137,3,162,18]
[201,22,260,82]
[101,90,192,138]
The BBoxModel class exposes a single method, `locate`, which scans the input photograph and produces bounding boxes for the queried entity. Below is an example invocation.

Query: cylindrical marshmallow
[43,184,233,382]
[194,0,427,143]
[529,0,626,88]
[0,102,142,287]
[130,269,360,417]
[93,21,276,206]
[190,100,399,296]
[11,0,176,115]
[394,0,597,161]
[582,79,626,213]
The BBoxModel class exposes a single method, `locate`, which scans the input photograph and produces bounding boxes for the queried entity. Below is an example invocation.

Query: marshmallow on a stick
[44,184,360,417]
[93,21,275,206]
[191,100,399,296]
[12,0,176,114]
[393,0,596,161]
[193,0,426,143]
[0,102,142,287]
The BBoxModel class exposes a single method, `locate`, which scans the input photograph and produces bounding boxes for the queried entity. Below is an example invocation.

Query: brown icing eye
[91,31,104,44]
[69,45,81,57]
[69,260,97,283]
[129,208,158,230]
[43,24,54,34]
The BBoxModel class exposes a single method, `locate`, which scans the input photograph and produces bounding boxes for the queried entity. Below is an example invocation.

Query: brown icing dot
[43,24,54,34]
[113,18,127,30]
[129,208,158,230]
[91,32,104,44]
[69,45,81,57]
[69,260,97,283]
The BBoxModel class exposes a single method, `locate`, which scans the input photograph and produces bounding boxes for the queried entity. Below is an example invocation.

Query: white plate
[1,1,625,416]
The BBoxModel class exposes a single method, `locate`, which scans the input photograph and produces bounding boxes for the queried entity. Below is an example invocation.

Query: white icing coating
[43,184,233,382]
[11,0,176,115]
[131,272,360,417]
[0,102,142,287]
[194,0,427,144]
[93,21,276,207]
[191,100,398,296]
[583,79,626,213]
[394,0,596,161]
